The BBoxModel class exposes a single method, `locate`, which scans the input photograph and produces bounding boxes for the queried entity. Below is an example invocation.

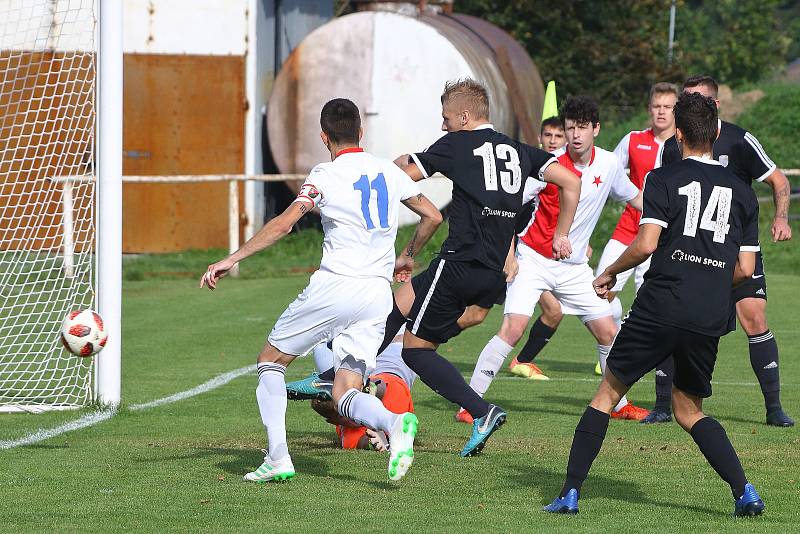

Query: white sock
[338,388,399,433]
[256,362,289,460]
[312,344,334,373]
[470,335,514,397]
[597,344,628,412]
[610,298,623,327]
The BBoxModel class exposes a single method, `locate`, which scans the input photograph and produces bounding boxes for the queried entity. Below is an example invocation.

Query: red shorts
[336,372,414,449]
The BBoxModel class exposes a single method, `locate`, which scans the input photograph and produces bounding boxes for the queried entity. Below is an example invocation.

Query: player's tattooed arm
[396,193,443,281]
[764,169,792,241]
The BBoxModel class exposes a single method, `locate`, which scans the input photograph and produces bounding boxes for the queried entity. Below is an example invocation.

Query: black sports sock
[561,407,610,497]
[690,417,747,499]
[747,330,781,411]
[402,347,490,419]
[653,356,674,413]
[319,367,335,381]
[516,316,557,363]
[377,301,406,356]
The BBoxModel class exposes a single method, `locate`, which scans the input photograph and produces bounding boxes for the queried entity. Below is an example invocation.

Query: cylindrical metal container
[267,9,545,223]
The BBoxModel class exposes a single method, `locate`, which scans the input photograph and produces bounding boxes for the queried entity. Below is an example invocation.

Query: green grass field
[1,269,798,532]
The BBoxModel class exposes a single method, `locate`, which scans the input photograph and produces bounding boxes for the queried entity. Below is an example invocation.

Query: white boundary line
[2,365,795,450]
[0,409,117,450]
[0,365,254,450]
[129,365,254,411]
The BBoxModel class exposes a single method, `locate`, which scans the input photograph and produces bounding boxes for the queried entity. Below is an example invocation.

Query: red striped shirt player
[467,96,651,421]
[595,83,679,328]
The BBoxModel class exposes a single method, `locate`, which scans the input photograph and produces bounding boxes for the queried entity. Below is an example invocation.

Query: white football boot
[243,450,295,483]
[387,413,418,481]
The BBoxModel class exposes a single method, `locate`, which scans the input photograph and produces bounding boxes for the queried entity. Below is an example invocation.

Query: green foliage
[456,0,792,118]
[457,0,678,120]
[736,82,800,169]
[675,0,791,87]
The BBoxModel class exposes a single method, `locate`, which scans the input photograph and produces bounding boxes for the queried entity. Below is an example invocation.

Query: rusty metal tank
[267,7,546,223]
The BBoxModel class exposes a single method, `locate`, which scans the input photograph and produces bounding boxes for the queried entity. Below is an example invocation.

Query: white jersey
[295,149,420,282]
[375,341,417,389]
[519,146,638,265]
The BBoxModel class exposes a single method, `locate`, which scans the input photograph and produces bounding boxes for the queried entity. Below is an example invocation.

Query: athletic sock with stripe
[337,388,399,433]
[255,362,289,461]
[748,330,781,411]
[469,336,512,397]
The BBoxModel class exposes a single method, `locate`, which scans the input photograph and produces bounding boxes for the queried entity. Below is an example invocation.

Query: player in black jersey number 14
[544,92,765,517]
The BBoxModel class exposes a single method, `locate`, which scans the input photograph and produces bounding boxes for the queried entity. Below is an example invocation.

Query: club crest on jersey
[299,184,320,198]
[719,155,729,167]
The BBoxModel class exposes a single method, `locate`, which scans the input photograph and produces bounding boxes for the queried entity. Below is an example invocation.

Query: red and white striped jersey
[519,146,638,264]
[610,128,662,245]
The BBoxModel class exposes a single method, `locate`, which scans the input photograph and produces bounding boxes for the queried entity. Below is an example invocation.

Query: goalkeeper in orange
[288,330,416,451]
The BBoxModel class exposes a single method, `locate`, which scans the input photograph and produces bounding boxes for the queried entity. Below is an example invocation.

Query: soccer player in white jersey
[595,82,678,329]
[467,96,651,421]
[200,99,442,482]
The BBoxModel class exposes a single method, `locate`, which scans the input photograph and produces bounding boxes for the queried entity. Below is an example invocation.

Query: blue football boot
[734,483,765,517]
[285,372,333,401]
[460,404,506,457]
[543,488,579,514]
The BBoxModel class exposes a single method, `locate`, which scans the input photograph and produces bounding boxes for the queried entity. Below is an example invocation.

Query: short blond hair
[441,78,490,120]
[649,82,679,105]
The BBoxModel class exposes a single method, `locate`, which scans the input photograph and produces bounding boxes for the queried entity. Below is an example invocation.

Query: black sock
[748,330,781,411]
[402,347,490,419]
[653,356,674,413]
[561,406,610,497]
[689,417,747,499]
[377,301,406,356]
[516,316,557,363]
[319,367,335,381]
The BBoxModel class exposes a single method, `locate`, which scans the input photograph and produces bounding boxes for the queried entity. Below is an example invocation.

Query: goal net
[0,0,102,412]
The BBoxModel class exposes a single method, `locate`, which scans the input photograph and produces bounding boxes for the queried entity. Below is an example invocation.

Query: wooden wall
[0,51,95,253]
[0,51,246,254]
[122,54,246,253]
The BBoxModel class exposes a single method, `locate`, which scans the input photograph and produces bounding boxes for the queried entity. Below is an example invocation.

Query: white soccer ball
[60,309,107,357]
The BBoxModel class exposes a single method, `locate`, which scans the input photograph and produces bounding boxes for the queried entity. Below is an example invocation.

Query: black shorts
[606,312,720,398]
[732,250,767,302]
[407,257,506,344]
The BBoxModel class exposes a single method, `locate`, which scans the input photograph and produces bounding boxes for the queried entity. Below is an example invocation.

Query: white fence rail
[54,169,800,278]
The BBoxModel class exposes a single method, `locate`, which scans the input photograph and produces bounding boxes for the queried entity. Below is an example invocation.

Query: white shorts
[268,270,392,376]
[505,241,612,323]
[595,238,651,294]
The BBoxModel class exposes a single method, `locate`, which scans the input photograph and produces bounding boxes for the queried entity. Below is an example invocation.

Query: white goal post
[0,0,121,413]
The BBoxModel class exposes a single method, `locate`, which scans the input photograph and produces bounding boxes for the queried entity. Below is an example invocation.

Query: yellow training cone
[542,80,558,120]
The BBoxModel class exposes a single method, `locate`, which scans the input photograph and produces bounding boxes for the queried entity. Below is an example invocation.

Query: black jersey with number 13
[632,156,760,336]
[412,125,556,272]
